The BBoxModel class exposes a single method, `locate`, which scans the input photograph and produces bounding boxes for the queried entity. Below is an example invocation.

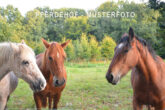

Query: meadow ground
[7,62,133,110]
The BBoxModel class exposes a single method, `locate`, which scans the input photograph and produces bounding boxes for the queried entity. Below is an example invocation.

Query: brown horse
[34,38,70,110]
[106,27,165,110]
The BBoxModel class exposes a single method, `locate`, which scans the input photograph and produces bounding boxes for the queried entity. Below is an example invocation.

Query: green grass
[7,62,133,110]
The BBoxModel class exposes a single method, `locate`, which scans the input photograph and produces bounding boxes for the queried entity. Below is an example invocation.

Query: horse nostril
[106,73,114,83]
[109,74,113,82]
[40,82,44,88]
[38,79,46,90]
[55,80,59,85]
[54,78,65,87]
[63,79,65,83]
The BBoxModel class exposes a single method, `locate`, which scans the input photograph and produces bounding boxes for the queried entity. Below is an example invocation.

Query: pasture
[7,62,133,110]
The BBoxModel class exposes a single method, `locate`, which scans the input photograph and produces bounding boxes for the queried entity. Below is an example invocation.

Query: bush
[26,40,45,55]
[101,36,116,60]
[73,39,83,60]
[64,40,75,61]
[80,33,91,60]
[89,35,101,60]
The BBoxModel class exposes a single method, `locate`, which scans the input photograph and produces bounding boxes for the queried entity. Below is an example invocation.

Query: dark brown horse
[106,27,165,110]
[34,38,70,110]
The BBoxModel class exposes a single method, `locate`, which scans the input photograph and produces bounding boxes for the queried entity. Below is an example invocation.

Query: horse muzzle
[106,73,120,85]
[53,76,65,87]
[31,78,46,92]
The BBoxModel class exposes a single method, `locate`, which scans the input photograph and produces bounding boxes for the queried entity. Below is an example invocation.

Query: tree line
[0,0,164,61]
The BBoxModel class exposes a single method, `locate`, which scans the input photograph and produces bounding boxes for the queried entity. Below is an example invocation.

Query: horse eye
[124,49,129,53]
[49,56,53,61]
[22,60,29,65]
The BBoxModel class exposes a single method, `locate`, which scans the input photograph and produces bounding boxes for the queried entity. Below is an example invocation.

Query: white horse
[0,72,18,110]
[0,41,46,92]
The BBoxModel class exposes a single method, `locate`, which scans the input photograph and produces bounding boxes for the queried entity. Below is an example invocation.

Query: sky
[0,0,163,15]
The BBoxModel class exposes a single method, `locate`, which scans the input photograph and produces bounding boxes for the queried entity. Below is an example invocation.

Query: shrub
[64,40,75,61]
[27,40,45,55]
[89,35,101,60]
[101,36,116,60]
[80,33,91,60]
[73,39,83,60]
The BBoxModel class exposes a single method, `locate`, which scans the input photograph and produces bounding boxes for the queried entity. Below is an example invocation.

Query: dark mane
[119,35,157,60]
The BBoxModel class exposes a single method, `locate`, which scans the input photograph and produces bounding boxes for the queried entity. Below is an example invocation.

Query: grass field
[7,62,133,110]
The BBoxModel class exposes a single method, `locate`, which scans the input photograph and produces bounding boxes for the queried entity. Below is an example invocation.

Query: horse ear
[10,43,21,57]
[61,40,70,49]
[41,38,50,48]
[21,40,25,44]
[129,27,135,41]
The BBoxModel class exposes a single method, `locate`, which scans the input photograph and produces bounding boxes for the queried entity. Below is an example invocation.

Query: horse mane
[0,43,15,67]
[119,34,157,60]
[0,42,35,67]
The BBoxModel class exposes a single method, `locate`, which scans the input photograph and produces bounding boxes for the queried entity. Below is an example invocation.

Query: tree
[73,39,83,60]
[0,5,24,42]
[89,35,101,60]
[24,9,47,42]
[101,36,116,60]
[62,37,75,61]
[80,33,91,60]
[0,15,12,41]
[88,1,159,45]
[36,7,87,41]
[64,16,90,40]
[148,0,165,57]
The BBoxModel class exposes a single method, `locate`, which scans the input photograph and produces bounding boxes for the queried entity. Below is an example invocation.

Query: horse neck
[0,64,11,81]
[135,42,159,83]
[42,51,50,74]
[0,43,13,80]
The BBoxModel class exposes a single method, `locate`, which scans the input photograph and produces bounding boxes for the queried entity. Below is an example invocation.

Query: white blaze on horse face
[57,52,60,58]
[118,43,124,49]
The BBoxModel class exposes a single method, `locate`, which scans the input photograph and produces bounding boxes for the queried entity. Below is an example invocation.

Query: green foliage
[88,1,159,44]
[0,6,24,42]
[73,39,83,60]
[24,9,47,42]
[0,15,12,41]
[62,37,75,61]
[148,0,165,57]
[65,41,75,61]
[64,17,90,40]
[80,33,91,60]
[0,0,164,59]
[101,36,116,60]
[26,40,45,55]
[89,35,101,60]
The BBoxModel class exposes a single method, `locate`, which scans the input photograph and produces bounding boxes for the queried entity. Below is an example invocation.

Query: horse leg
[133,97,143,110]
[53,93,62,109]
[0,97,7,110]
[48,96,53,109]
[147,105,155,110]
[155,103,165,110]
[34,93,43,110]
[155,106,163,110]
[4,95,10,110]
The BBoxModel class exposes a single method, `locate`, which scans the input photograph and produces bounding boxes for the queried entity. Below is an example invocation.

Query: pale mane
[0,43,14,67]
[0,42,35,67]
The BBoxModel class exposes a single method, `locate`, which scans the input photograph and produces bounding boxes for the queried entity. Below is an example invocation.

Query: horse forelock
[41,41,67,74]
[18,43,35,56]
[118,34,157,61]
[49,42,66,58]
